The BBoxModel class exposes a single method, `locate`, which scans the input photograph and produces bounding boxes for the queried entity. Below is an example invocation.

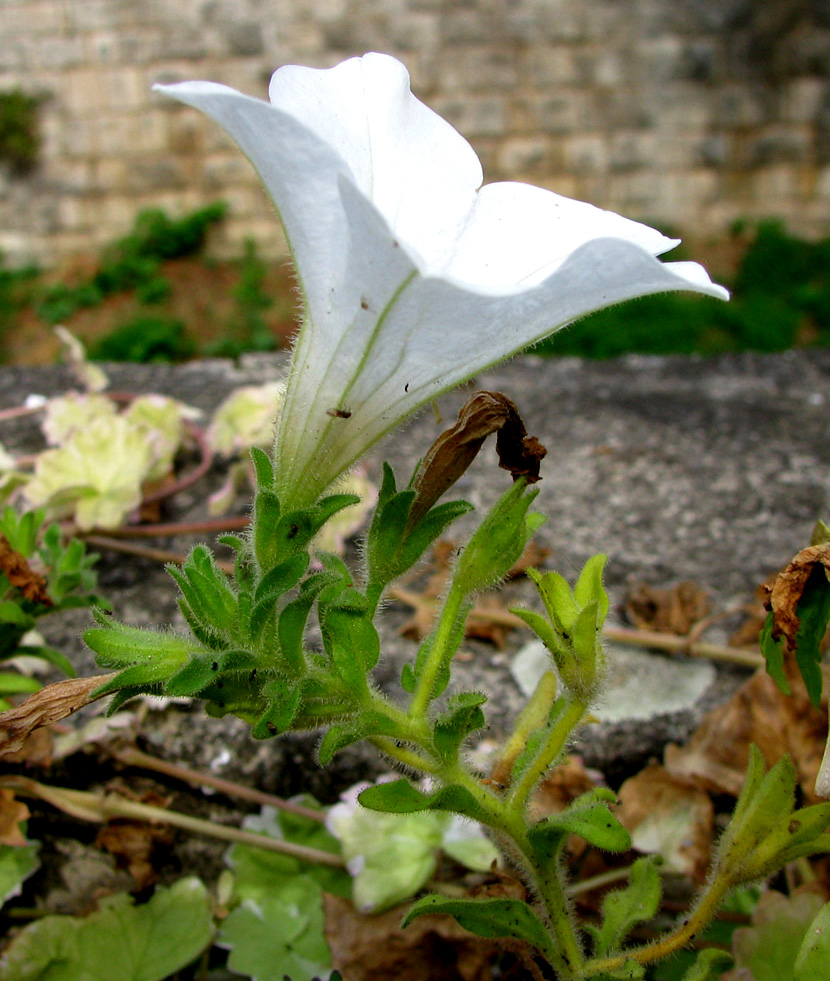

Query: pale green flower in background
[326,777,498,912]
[123,395,200,482]
[25,415,154,530]
[42,393,116,446]
[206,381,286,457]
[158,53,728,509]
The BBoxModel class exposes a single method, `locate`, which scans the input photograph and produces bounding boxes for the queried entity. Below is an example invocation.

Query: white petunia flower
[157,53,728,509]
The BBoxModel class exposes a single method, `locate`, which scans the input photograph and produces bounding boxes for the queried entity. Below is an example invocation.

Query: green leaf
[250,445,275,492]
[0,876,213,981]
[83,620,195,671]
[251,679,303,739]
[0,841,39,910]
[0,673,41,696]
[794,901,830,981]
[590,857,662,958]
[165,653,219,696]
[219,890,331,981]
[528,788,630,865]
[793,564,830,708]
[453,481,541,595]
[731,890,825,981]
[358,778,490,824]
[401,895,557,963]
[433,691,488,762]
[319,590,379,694]
[760,610,791,696]
[677,949,733,981]
[317,711,400,766]
[229,803,349,899]
[253,552,310,603]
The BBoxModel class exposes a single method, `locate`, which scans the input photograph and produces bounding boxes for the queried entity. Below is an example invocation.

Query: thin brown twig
[2,774,343,868]
[389,586,764,669]
[112,746,326,823]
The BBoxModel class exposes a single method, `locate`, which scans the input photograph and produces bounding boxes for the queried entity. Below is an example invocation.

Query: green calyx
[512,554,609,700]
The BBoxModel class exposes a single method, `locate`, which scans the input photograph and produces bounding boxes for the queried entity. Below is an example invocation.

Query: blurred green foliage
[89,313,196,363]
[206,238,280,359]
[0,88,42,173]
[535,221,830,358]
[37,202,227,325]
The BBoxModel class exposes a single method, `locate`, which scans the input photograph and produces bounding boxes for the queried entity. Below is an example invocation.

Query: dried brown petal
[409,391,546,528]
[0,674,116,758]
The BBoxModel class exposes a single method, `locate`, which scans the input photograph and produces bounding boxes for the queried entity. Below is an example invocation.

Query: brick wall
[1,0,829,266]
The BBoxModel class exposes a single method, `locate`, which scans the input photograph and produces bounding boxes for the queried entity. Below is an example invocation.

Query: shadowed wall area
[1,0,829,265]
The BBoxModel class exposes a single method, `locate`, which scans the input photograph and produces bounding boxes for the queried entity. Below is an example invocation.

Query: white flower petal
[154,79,355,336]
[158,53,729,509]
[275,174,727,505]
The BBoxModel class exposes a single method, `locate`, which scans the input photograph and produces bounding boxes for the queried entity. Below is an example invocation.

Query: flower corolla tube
[156,53,728,508]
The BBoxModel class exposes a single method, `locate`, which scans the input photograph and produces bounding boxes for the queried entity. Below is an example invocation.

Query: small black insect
[326,408,352,419]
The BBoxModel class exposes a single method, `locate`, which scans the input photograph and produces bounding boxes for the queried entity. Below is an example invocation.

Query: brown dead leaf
[665,666,828,802]
[0,788,30,846]
[0,673,116,758]
[323,893,503,981]
[0,725,53,767]
[624,580,711,635]
[95,788,175,890]
[762,543,830,652]
[409,391,546,529]
[616,762,713,883]
[0,534,51,606]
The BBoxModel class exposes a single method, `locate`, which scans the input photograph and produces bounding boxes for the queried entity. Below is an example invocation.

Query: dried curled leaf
[409,391,546,528]
[0,674,116,758]
[762,543,830,653]
[0,534,51,607]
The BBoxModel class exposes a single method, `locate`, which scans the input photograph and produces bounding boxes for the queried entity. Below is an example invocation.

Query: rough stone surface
[2,0,830,266]
[2,348,827,795]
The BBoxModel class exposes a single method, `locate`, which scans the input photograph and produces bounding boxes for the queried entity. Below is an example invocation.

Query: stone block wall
[1,0,829,266]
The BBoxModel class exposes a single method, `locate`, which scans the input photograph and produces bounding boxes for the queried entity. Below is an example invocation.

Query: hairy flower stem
[580,877,730,978]
[408,582,469,720]
[507,698,588,814]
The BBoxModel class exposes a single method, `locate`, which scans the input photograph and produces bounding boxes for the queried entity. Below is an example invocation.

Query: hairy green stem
[580,877,730,978]
[507,698,588,815]
[408,583,468,720]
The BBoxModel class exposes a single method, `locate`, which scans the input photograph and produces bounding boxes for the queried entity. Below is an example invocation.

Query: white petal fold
[157,53,728,508]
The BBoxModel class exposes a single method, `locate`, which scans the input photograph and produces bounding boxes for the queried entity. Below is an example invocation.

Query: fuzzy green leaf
[590,856,662,958]
[401,895,557,962]
[528,788,630,865]
[251,679,303,739]
[433,691,488,762]
[318,711,400,765]
[358,778,490,824]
